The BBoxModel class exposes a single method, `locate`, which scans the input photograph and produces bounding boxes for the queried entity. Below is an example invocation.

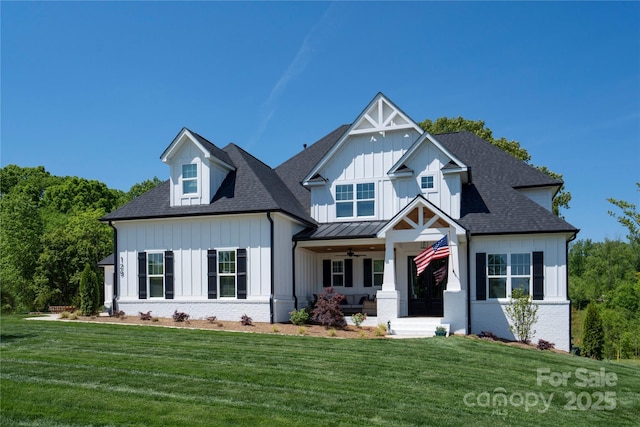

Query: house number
[120,257,125,277]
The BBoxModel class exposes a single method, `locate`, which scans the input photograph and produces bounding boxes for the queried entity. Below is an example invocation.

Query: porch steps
[388,317,448,337]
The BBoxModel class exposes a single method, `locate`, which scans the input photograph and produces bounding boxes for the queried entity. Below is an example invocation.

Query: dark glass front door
[408,256,446,317]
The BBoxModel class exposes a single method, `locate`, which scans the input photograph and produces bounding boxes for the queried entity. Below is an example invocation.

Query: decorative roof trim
[302,93,423,186]
[160,128,235,171]
[377,194,467,238]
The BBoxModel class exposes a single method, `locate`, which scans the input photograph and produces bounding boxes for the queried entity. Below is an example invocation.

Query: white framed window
[356,183,375,216]
[487,253,531,298]
[336,184,353,217]
[147,252,164,298]
[218,250,237,298]
[335,182,375,218]
[420,175,437,193]
[182,163,198,195]
[332,260,344,286]
[373,259,384,286]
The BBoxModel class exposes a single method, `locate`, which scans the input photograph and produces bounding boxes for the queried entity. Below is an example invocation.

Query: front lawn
[1,316,639,426]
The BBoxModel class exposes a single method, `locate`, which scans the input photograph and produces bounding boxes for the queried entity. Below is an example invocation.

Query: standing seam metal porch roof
[294,221,388,241]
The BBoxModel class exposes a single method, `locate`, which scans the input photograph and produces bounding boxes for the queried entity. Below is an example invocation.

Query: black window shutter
[363,258,372,287]
[207,249,217,299]
[322,260,331,287]
[138,252,147,299]
[237,248,247,299]
[475,252,486,301]
[345,258,353,287]
[164,251,174,299]
[533,251,544,300]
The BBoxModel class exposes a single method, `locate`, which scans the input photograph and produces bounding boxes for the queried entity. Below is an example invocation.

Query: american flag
[414,236,449,276]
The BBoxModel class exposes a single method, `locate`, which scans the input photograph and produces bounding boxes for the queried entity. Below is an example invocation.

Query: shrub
[59,311,70,319]
[205,315,217,324]
[328,328,337,337]
[68,312,78,320]
[351,312,367,327]
[138,311,152,321]
[582,302,604,360]
[113,310,125,318]
[297,326,307,335]
[505,289,538,343]
[271,325,279,333]
[240,314,253,326]
[79,264,99,316]
[358,330,367,338]
[311,287,346,328]
[172,310,190,322]
[374,323,387,337]
[289,308,310,326]
[537,339,555,351]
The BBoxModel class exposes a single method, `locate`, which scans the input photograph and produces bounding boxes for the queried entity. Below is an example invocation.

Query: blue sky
[2,1,638,243]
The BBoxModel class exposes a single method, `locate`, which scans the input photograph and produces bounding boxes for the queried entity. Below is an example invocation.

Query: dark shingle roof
[275,125,349,208]
[435,131,577,235]
[102,143,314,225]
[188,129,235,168]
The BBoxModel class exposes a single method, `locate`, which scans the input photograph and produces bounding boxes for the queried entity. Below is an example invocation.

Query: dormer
[161,128,236,207]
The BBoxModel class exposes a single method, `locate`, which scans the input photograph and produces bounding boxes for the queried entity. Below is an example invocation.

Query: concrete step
[388,317,449,337]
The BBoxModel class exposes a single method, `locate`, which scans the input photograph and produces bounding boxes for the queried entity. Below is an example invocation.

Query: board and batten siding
[116,213,272,302]
[517,187,555,213]
[309,129,462,223]
[168,140,229,207]
[469,234,571,351]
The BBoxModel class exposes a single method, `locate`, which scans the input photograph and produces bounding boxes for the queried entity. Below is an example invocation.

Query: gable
[302,93,423,186]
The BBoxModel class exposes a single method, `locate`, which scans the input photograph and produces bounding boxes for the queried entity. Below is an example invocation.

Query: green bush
[79,264,99,316]
[582,302,604,360]
[289,308,309,325]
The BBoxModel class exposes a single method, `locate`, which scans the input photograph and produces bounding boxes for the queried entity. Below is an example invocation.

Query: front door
[408,256,446,317]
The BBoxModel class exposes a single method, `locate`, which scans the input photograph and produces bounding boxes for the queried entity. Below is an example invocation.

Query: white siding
[518,187,555,212]
[469,234,571,351]
[309,128,463,222]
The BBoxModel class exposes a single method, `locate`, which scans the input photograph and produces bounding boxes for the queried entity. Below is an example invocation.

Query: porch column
[377,237,399,322]
[443,229,467,334]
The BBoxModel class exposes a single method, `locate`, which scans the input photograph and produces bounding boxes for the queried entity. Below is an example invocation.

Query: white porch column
[443,229,467,334]
[377,237,399,322]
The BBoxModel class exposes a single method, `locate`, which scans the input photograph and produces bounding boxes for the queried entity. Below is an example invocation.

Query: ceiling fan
[346,248,364,257]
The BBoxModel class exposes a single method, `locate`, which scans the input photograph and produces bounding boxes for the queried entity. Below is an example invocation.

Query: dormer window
[182,164,198,195]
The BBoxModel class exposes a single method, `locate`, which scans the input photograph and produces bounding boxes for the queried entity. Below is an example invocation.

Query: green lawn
[1,316,639,426]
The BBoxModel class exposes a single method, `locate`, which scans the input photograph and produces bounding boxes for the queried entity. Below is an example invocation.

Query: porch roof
[294,221,387,241]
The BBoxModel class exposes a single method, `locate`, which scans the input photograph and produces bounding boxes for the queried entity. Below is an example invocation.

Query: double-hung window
[373,259,384,286]
[332,260,345,286]
[147,253,164,298]
[487,253,531,298]
[182,164,198,195]
[218,250,237,297]
[336,185,353,217]
[356,183,375,216]
[335,182,375,218]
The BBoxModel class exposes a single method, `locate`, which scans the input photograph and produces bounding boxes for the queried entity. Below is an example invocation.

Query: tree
[0,190,43,312]
[79,263,99,315]
[505,288,538,344]
[43,176,121,214]
[582,302,605,360]
[608,183,640,245]
[419,117,571,216]
[124,176,163,203]
[311,287,347,328]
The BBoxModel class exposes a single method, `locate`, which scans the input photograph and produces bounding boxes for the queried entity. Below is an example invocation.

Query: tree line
[571,183,640,359]
[0,165,161,313]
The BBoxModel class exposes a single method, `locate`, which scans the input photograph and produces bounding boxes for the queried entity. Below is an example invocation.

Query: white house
[101,93,578,350]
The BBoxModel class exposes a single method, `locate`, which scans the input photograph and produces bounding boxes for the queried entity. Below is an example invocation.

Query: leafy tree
[43,176,121,214]
[419,117,571,216]
[608,183,640,245]
[124,176,163,203]
[0,190,43,312]
[505,288,538,344]
[33,209,112,309]
[311,287,347,328]
[79,263,99,315]
[582,302,605,360]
